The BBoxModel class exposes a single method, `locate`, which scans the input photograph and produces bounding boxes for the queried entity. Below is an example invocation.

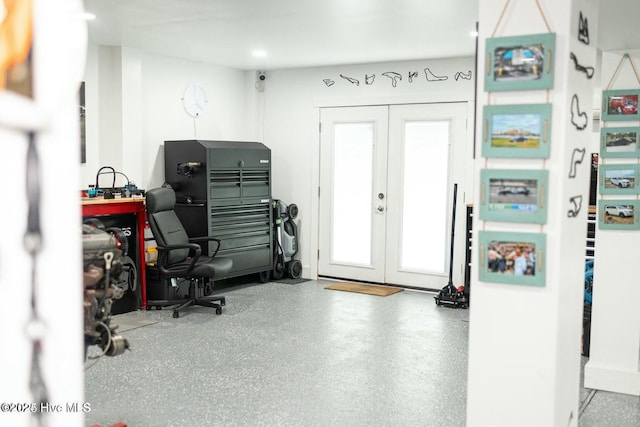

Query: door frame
[384,102,469,288]
[318,105,390,283]
[309,100,474,289]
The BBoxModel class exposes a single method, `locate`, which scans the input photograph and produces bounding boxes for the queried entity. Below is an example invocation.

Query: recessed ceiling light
[252,50,267,58]
[469,31,479,38]
[82,12,96,20]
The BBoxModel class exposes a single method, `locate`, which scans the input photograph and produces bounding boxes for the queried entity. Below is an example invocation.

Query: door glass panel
[332,123,374,265]
[401,121,450,273]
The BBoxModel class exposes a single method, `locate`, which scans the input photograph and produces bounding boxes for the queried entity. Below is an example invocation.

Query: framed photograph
[478,231,546,287]
[598,200,640,230]
[485,33,556,92]
[80,81,86,164]
[482,104,552,158]
[479,169,549,224]
[601,89,640,122]
[600,126,639,158]
[599,164,639,194]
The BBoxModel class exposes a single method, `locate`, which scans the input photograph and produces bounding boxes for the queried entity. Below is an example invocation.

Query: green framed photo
[478,231,546,287]
[479,169,548,224]
[601,89,640,122]
[599,164,640,195]
[600,126,640,158]
[598,199,640,230]
[482,104,552,158]
[485,33,555,92]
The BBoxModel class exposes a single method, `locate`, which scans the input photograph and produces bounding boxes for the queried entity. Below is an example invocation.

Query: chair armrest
[189,236,222,257]
[156,242,202,276]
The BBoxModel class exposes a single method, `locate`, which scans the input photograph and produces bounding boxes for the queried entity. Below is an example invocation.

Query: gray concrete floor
[85,280,640,426]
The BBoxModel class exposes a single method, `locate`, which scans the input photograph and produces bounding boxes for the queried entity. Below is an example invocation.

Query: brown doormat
[324,282,403,297]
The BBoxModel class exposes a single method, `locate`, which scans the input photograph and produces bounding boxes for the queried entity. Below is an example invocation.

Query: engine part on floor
[434,284,468,308]
[271,199,302,280]
[434,183,468,309]
[83,224,130,358]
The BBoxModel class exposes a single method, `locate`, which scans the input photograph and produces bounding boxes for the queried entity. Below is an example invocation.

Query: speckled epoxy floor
[84,280,640,427]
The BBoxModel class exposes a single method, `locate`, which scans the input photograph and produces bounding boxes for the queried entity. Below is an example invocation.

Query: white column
[97,46,124,171]
[93,46,143,187]
[0,1,86,426]
[468,1,599,426]
[121,47,143,186]
[584,51,640,395]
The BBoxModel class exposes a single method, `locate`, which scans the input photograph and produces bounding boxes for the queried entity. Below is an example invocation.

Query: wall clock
[182,83,207,118]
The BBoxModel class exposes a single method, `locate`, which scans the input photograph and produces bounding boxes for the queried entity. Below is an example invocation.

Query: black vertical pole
[447,183,457,289]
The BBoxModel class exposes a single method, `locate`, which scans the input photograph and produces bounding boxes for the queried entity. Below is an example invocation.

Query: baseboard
[584,361,640,396]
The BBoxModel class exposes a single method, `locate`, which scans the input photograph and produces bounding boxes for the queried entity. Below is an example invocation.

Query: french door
[318,103,467,289]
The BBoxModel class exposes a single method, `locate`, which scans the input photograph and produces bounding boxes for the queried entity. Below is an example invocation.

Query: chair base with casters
[147,275,226,317]
[145,186,233,318]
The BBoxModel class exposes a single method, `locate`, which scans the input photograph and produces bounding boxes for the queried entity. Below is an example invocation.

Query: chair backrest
[146,187,190,265]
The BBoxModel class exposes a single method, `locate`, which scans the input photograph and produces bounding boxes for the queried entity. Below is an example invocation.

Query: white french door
[318,103,468,289]
[318,106,389,283]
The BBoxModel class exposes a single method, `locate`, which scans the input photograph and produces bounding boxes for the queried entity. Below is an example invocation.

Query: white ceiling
[84,0,640,71]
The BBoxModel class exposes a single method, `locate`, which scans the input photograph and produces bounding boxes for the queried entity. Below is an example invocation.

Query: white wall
[81,44,254,190]
[585,51,640,395]
[260,57,476,279]
[82,48,476,282]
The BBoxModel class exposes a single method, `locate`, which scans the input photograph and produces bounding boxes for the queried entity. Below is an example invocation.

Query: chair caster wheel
[220,298,226,306]
[216,307,222,315]
[173,310,180,318]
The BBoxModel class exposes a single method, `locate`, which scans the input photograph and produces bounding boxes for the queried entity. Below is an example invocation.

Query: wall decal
[424,67,448,82]
[567,195,583,218]
[570,53,594,79]
[455,70,472,81]
[322,65,470,89]
[340,74,360,86]
[578,12,590,45]
[569,147,586,178]
[382,71,402,87]
[571,94,588,130]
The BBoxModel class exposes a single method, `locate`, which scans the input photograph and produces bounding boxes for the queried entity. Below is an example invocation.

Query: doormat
[324,282,403,297]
